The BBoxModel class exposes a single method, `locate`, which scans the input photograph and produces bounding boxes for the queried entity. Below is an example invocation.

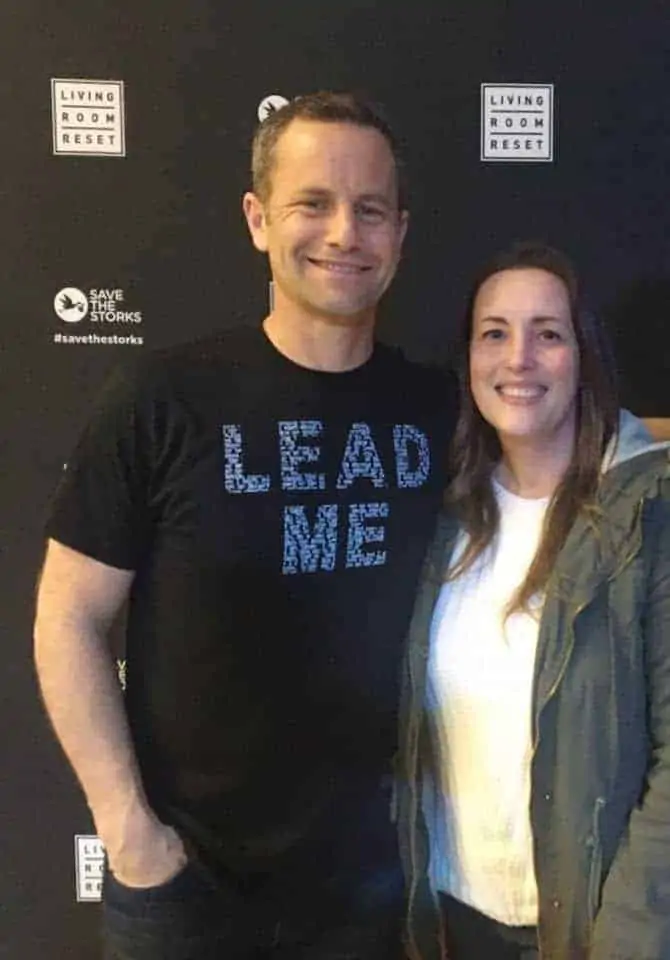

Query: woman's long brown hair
[447,242,620,616]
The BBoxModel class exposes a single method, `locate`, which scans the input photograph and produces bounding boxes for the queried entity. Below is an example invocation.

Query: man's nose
[325,205,359,250]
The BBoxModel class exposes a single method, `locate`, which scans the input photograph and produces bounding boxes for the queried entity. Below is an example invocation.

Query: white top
[426,478,549,926]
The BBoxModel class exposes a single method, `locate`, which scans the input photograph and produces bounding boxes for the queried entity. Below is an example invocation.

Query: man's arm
[34,538,186,887]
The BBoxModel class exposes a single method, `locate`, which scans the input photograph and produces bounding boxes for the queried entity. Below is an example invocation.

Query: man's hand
[101,803,189,889]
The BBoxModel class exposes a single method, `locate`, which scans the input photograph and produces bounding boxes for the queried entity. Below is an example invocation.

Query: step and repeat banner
[1,1,668,957]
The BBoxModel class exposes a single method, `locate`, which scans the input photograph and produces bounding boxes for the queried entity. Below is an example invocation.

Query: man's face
[244,120,408,325]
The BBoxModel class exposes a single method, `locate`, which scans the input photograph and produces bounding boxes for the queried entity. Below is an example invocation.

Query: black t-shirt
[47,326,457,877]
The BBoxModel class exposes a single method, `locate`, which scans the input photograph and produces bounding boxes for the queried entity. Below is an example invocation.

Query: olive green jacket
[397,414,670,960]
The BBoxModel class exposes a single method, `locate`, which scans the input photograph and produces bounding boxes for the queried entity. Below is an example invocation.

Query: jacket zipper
[531,595,587,960]
[587,796,606,923]
[531,597,587,755]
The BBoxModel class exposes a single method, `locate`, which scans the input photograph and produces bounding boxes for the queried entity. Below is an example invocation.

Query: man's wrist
[91,785,152,841]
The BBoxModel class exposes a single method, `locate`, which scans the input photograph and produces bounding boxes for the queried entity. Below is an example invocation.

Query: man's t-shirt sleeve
[46,363,154,571]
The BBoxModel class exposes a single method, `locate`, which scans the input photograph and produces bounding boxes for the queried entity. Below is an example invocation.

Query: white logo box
[481,83,554,162]
[74,835,105,902]
[52,79,126,157]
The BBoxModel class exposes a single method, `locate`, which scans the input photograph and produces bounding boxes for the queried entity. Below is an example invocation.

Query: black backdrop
[1,2,668,957]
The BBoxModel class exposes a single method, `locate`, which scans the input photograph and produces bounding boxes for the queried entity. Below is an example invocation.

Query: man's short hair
[251,91,408,211]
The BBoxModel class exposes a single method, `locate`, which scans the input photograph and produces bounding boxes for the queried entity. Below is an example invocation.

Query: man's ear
[243,192,269,252]
[398,209,409,248]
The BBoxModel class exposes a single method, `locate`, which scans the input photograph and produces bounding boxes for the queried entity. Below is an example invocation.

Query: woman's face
[469,267,580,450]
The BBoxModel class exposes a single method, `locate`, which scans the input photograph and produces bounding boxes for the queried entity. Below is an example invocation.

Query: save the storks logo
[258,94,289,122]
[54,287,89,322]
[52,285,144,347]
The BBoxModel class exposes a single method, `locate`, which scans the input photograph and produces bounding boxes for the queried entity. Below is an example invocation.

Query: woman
[397,242,670,960]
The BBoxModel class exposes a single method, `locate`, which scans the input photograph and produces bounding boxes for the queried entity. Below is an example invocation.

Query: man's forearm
[33,542,186,886]
[34,617,148,837]
[34,616,188,886]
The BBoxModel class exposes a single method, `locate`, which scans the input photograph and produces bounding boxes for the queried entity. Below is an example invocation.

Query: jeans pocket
[104,860,199,917]
[103,859,242,949]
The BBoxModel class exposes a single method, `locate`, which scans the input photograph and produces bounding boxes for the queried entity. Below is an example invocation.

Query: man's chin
[308,298,377,325]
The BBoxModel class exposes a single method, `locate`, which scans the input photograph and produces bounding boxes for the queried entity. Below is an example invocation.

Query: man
[34,92,458,959]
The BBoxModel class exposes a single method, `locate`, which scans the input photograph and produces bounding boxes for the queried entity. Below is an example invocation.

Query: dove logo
[258,94,290,122]
[54,287,89,322]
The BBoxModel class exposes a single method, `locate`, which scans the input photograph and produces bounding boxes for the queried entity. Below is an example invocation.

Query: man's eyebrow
[292,187,331,196]
[357,193,392,206]
[289,188,392,206]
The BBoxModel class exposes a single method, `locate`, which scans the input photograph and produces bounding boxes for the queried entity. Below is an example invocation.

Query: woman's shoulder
[600,444,670,507]
[602,447,670,568]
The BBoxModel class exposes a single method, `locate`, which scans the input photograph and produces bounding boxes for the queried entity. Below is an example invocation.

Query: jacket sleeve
[591,488,670,959]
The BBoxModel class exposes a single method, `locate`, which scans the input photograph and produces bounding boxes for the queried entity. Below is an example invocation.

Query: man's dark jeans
[102,856,404,960]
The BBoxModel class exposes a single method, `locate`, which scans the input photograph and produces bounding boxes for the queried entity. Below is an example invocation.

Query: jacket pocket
[587,796,606,922]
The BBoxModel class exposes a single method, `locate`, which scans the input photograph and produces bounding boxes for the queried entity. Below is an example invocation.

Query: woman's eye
[481,328,504,340]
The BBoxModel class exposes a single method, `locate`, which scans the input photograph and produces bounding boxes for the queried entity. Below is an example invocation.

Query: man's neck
[263,308,376,373]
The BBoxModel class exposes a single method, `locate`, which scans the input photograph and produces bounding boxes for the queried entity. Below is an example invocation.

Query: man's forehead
[270,120,397,193]
[274,120,394,168]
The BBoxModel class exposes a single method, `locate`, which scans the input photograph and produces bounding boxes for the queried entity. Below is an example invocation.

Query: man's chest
[146,399,448,578]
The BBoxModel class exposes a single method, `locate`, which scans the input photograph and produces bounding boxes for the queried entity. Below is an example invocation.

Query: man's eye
[358,205,385,222]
